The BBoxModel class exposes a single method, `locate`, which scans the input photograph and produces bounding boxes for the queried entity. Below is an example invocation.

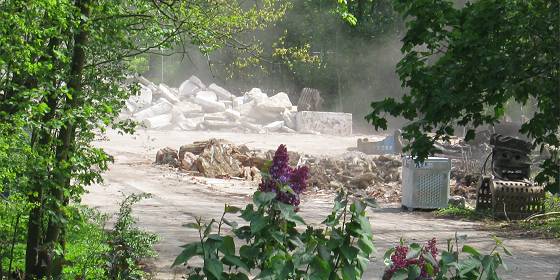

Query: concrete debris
[263,121,284,132]
[194,93,226,113]
[134,98,173,120]
[224,109,241,121]
[159,83,180,104]
[123,76,352,135]
[156,140,404,202]
[143,113,172,129]
[179,152,197,171]
[296,111,352,136]
[155,147,179,167]
[208,83,234,100]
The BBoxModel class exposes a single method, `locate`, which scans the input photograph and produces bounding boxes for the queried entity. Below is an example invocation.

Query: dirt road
[84,129,560,279]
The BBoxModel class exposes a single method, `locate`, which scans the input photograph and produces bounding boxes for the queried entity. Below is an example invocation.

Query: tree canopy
[362,0,559,192]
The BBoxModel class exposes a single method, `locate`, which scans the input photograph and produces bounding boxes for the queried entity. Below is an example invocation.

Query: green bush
[173,190,375,280]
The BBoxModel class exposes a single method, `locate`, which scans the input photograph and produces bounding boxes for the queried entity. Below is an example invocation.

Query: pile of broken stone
[122,75,297,133]
[155,139,404,203]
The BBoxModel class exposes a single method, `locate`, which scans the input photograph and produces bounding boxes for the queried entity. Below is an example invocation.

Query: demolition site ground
[84,129,560,280]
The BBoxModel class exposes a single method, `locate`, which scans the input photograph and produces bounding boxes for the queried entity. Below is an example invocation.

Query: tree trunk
[40,0,91,277]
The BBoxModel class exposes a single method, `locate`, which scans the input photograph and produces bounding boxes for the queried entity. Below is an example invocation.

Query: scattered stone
[224,109,241,121]
[194,139,243,177]
[280,126,296,133]
[159,83,180,104]
[134,98,173,120]
[143,113,172,129]
[204,112,228,121]
[194,93,226,113]
[263,121,284,132]
[178,79,201,99]
[295,111,352,136]
[179,152,197,171]
[208,83,234,100]
[155,147,179,167]
[448,195,467,208]
[203,120,239,130]
[176,117,204,131]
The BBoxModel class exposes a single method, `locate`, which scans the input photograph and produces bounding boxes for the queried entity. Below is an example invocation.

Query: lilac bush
[258,144,309,207]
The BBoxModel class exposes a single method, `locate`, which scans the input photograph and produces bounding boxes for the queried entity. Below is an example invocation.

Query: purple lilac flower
[258,145,309,207]
[385,238,439,279]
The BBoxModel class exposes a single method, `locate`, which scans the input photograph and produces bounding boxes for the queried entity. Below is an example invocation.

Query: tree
[363,0,559,192]
[0,0,285,278]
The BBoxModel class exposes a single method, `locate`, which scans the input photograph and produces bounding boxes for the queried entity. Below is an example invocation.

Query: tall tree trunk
[40,0,90,277]
[23,36,63,280]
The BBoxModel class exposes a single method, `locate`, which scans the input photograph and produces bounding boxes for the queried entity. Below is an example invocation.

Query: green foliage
[363,0,559,192]
[105,193,158,280]
[436,206,491,221]
[173,190,375,279]
[0,0,287,277]
[384,236,511,280]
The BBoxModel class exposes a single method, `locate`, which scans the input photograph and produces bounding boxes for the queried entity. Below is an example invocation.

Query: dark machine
[476,134,545,219]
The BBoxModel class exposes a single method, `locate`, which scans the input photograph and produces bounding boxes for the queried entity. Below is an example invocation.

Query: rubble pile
[304,152,402,203]
[154,140,404,203]
[122,75,298,133]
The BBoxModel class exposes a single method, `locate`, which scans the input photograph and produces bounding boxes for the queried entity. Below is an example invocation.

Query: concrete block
[133,98,173,120]
[194,94,226,113]
[224,109,241,120]
[143,113,172,129]
[179,77,204,99]
[280,126,296,133]
[204,112,228,121]
[295,111,352,136]
[243,88,268,103]
[159,83,180,103]
[264,120,284,132]
[203,120,239,130]
[177,116,204,131]
[196,90,218,102]
[208,83,234,100]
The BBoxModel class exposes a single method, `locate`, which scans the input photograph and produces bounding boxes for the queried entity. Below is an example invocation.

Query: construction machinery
[476,134,545,219]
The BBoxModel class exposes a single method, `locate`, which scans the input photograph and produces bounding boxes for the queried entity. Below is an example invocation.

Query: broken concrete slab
[159,83,180,104]
[176,116,204,131]
[243,88,268,103]
[178,75,205,99]
[224,109,241,121]
[280,126,296,133]
[295,111,352,136]
[194,94,226,113]
[203,120,239,130]
[155,147,179,167]
[282,109,296,129]
[208,83,234,100]
[204,112,228,121]
[128,84,153,111]
[264,120,284,132]
[255,92,292,114]
[173,101,203,115]
[133,98,173,120]
[196,90,218,102]
[143,113,172,129]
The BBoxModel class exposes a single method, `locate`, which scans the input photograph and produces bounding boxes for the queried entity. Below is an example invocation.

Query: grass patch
[435,205,491,220]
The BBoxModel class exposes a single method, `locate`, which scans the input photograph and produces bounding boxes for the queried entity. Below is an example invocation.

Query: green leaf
[240,245,259,259]
[204,258,224,280]
[204,219,215,237]
[250,215,267,234]
[357,237,375,255]
[222,255,250,272]
[253,191,276,207]
[223,218,238,229]
[407,264,421,280]
[462,245,482,257]
[173,243,201,267]
[406,243,421,259]
[221,236,235,256]
[342,265,357,280]
[392,269,408,280]
[225,205,241,214]
[277,202,306,225]
[458,257,482,277]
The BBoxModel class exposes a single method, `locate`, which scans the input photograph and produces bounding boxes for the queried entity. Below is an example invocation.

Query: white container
[401,157,451,209]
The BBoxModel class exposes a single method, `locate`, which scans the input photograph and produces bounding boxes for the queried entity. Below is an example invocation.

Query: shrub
[105,193,159,280]
[383,236,511,280]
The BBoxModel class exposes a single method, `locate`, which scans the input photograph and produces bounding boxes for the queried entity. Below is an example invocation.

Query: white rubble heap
[122,75,352,135]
